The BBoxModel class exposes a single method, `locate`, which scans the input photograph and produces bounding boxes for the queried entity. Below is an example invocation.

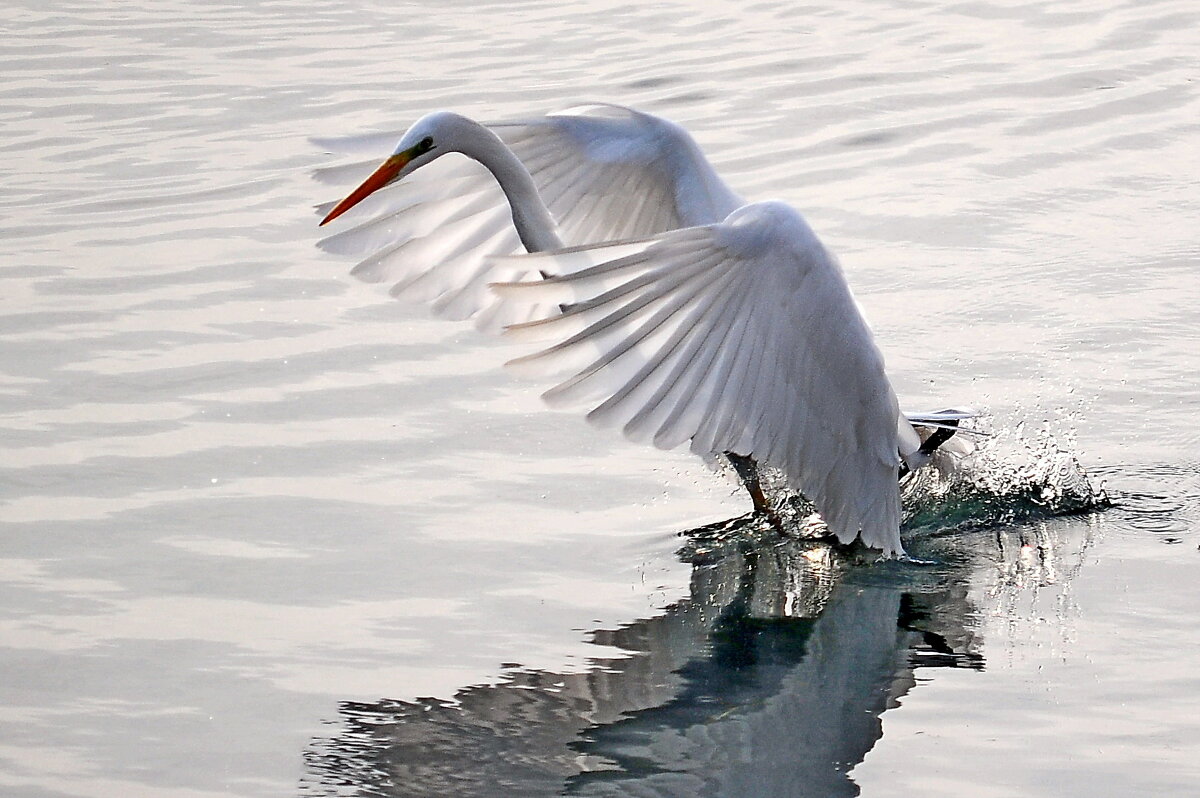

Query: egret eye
[418,136,434,152]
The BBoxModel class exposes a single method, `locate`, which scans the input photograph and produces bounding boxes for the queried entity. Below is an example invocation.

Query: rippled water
[2,0,1198,796]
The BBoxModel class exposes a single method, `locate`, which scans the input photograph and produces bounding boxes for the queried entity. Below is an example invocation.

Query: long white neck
[446,115,564,254]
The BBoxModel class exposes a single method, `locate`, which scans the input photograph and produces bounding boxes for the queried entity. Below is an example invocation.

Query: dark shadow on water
[298,445,1107,797]
[298,530,992,797]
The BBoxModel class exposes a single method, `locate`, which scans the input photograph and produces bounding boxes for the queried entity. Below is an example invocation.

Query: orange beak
[319,150,412,226]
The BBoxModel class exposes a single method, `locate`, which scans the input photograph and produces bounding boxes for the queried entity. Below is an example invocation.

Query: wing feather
[653,272,759,450]
[560,249,732,415]
[515,250,727,403]
[495,202,907,554]
[604,265,746,443]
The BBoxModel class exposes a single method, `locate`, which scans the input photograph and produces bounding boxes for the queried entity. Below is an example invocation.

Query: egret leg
[725,452,783,529]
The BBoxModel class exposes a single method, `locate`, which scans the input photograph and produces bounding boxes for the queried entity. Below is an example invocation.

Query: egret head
[319,112,461,226]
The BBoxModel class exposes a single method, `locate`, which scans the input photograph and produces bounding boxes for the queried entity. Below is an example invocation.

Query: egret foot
[899,418,961,480]
[724,452,784,531]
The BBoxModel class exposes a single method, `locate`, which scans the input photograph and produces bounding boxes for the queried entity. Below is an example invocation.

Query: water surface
[2,0,1198,796]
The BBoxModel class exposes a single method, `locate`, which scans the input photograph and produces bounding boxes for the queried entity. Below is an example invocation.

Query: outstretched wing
[493,104,742,239]
[493,202,907,554]
[315,105,741,329]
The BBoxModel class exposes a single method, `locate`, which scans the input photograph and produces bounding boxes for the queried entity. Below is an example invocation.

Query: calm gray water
[2,0,1198,796]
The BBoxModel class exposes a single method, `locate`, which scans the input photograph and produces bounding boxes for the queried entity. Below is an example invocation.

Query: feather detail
[494,203,907,554]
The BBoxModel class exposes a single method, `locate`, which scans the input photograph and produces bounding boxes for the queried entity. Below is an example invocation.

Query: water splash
[901,420,1110,533]
[700,416,1109,550]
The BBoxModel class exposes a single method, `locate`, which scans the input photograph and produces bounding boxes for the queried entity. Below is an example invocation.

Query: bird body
[317,104,966,555]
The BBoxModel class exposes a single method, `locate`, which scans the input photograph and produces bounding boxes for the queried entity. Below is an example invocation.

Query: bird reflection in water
[299,522,990,798]
[299,437,1106,797]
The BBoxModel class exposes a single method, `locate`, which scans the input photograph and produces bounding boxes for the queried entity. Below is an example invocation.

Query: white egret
[317,105,970,556]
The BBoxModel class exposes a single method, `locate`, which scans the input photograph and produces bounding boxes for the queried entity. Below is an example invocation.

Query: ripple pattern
[1,0,1198,795]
